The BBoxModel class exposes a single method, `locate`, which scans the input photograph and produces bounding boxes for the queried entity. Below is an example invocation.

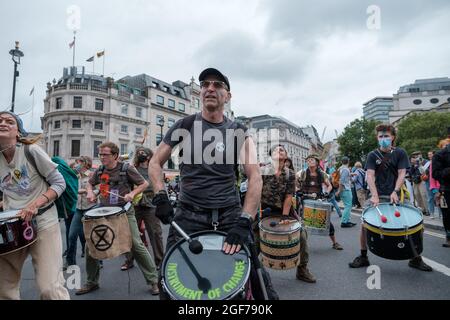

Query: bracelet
[41,193,50,203]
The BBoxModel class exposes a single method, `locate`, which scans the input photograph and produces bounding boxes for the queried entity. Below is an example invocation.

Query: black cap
[199,68,230,91]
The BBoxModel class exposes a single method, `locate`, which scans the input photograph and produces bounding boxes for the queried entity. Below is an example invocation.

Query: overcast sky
[1,0,449,142]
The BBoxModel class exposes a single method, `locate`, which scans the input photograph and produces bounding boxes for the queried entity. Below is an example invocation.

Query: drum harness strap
[212,209,219,231]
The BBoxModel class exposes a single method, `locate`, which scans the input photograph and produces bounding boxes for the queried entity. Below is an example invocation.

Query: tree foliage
[396,111,450,155]
[337,118,380,165]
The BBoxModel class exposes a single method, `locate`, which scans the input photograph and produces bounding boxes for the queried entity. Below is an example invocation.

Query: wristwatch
[394,188,400,193]
[240,211,254,223]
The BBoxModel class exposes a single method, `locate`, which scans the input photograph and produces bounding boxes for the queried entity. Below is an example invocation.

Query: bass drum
[161,230,252,300]
[363,203,423,260]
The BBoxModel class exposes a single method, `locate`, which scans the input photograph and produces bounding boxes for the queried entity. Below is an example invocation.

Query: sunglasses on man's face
[200,80,228,90]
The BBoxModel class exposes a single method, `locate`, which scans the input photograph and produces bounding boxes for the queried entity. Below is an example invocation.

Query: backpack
[357,168,368,190]
[24,146,79,219]
[331,170,340,189]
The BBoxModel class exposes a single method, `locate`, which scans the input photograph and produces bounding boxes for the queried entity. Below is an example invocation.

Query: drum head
[162,231,251,300]
[0,210,21,222]
[85,207,123,218]
[259,216,301,234]
[363,203,422,229]
[303,199,332,210]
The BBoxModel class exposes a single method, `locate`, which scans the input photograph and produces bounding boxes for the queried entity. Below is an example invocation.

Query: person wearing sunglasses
[149,68,278,300]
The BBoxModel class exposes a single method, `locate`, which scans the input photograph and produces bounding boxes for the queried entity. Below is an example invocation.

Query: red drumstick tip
[395,211,401,217]
[381,216,388,223]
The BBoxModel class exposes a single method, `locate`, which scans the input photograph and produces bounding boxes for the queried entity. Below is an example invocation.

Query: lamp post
[9,41,24,113]
[157,118,165,145]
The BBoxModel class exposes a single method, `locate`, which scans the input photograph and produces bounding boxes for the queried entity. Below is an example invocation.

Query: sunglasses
[200,80,228,90]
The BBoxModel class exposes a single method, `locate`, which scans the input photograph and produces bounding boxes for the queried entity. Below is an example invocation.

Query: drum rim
[0,210,21,221]
[302,199,332,207]
[259,216,302,235]
[362,203,423,231]
[161,230,251,300]
[0,238,38,256]
[363,222,423,236]
[84,206,124,218]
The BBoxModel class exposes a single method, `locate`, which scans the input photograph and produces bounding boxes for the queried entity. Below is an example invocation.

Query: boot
[442,239,450,248]
[296,265,316,283]
[408,256,433,271]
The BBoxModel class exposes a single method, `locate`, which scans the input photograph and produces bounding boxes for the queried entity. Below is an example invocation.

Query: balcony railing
[69,83,88,90]
[133,95,146,103]
[91,85,108,93]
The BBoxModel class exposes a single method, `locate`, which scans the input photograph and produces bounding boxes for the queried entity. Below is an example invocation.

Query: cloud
[195,30,307,83]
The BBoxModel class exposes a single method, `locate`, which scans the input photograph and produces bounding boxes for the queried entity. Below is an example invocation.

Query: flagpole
[72,31,76,68]
[102,48,105,77]
[31,88,35,128]
[93,57,95,74]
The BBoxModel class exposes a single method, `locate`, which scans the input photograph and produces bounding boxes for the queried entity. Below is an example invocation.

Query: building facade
[389,77,450,123]
[236,115,313,172]
[42,67,234,174]
[363,96,393,122]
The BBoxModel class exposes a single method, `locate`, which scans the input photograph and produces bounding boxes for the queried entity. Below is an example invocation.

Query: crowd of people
[1,67,450,300]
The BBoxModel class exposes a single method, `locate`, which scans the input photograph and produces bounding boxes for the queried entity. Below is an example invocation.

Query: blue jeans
[425,180,435,214]
[66,209,87,266]
[329,191,342,217]
[340,190,353,224]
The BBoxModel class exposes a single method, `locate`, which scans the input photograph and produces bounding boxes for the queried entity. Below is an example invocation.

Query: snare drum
[259,216,301,270]
[362,203,423,260]
[302,199,331,236]
[161,231,252,300]
[82,206,132,260]
[0,210,38,256]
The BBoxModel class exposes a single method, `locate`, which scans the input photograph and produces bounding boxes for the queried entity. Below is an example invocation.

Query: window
[120,143,127,155]
[156,95,164,105]
[73,96,82,108]
[94,121,103,130]
[194,98,200,109]
[430,98,439,104]
[447,97,450,103]
[413,99,422,105]
[71,140,81,157]
[168,99,175,109]
[178,102,185,112]
[54,120,61,129]
[121,104,128,115]
[136,127,143,135]
[168,158,175,170]
[156,133,163,145]
[56,97,62,110]
[121,125,128,133]
[168,118,175,128]
[93,141,102,158]
[72,120,82,128]
[136,107,142,118]
[53,140,60,157]
[95,98,104,111]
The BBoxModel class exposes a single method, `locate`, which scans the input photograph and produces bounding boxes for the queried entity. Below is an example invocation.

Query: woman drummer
[0,111,70,300]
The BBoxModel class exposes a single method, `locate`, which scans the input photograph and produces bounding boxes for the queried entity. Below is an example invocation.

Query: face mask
[378,137,392,149]
[138,154,148,163]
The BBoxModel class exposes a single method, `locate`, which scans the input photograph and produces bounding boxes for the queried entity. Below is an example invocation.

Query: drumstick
[375,206,388,223]
[392,203,401,217]
[104,190,127,200]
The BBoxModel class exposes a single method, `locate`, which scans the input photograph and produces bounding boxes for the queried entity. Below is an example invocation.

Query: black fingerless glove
[225,217,252,247]
[152,191,174,225]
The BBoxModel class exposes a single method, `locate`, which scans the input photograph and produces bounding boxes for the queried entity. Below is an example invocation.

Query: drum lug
[404,225,409,240]
[379,226,384,240]
[6,226,14,242]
